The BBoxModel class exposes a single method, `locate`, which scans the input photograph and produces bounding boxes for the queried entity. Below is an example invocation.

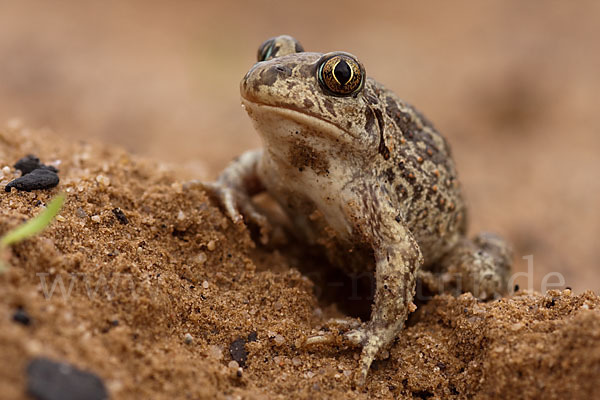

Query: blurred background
[1,0,598,293]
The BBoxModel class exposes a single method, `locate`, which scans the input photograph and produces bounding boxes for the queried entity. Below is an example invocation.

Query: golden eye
[317,52,365,96]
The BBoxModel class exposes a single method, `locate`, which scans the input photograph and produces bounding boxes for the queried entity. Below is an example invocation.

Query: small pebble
[408,302,417,313]
[202,280,209,289]
[95,175,110,186]
[55,215,66,222]
[111,208,129,225]
[5,168,59,192]
[2,166,11,176]
[207,345,223,360]
[26,357,108,400]
[228,360,239,370]
[183,333,193,344]
[229,338,248,367]
[274,334,285,345]
[106,379,123,394]
[91,215,101,223]
[13,307,32,326]
[171,182,183,193]
[196,252,207,265]
[292,357,302,367]
[511,322,524,331]
[177,210,186,221]
[207,240,216,251]
[14,155,45,175]
[25,339,43,355]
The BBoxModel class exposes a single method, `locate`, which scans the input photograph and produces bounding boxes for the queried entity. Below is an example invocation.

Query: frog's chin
[241,98,358,144]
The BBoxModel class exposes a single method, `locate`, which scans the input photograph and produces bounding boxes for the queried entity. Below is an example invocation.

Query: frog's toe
[307,327,379,386]
[186,180,245,223]
[344,328,367,346]
[186,179,272,243]
[327,318,362,330]
[305,318,363,347]
[238,200,271,244]
[305,334,334,346]
[354,332,386,387]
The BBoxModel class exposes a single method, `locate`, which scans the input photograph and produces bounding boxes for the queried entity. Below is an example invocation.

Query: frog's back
[365,78,467,263]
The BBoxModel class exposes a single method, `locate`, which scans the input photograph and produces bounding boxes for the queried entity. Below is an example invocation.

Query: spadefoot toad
[201,35,512,386]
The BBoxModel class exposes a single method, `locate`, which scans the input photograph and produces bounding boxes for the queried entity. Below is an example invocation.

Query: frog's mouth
[240,97,358,142]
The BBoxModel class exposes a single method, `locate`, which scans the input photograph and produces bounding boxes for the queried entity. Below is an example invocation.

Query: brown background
[1,0,598,293]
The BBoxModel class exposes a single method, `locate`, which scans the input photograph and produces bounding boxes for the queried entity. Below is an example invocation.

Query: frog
[198,35,512,386]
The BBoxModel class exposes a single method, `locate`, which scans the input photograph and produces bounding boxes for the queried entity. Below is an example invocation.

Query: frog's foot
[185,179,271,244]
[344,327,367,346]
[306,323,395,386]
[432,232,513,300]
[310,323,401,387]
[348,324,403,387]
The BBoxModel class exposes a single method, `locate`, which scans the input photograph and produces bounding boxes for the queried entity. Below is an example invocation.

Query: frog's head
[240,42,380,159]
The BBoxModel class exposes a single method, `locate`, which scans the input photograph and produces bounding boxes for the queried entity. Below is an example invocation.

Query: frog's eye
[257,38,278,62]
[257,35,304,62]
[317,53,365,97]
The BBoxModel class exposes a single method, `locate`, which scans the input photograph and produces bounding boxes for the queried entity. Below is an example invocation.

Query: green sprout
[0,193,65,270]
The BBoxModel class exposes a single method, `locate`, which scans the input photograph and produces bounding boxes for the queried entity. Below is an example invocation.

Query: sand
[0,126,599,399]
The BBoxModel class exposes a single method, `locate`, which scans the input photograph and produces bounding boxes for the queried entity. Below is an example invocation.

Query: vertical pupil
[333,60,352,85]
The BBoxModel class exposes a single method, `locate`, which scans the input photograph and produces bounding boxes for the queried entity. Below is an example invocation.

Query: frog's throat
[240,98,359,142]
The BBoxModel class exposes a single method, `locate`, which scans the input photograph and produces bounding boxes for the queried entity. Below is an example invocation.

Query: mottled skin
[202,36,512,386]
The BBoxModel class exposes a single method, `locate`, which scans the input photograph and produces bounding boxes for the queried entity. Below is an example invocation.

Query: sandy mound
[1,127,598,399]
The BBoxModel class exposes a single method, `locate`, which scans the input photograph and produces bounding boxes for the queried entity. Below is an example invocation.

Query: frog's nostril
[274,65,292,76]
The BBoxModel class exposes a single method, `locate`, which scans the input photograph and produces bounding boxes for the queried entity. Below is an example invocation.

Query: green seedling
[0,193,65,271]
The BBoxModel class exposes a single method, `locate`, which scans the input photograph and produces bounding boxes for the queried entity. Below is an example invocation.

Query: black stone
[13,307,31,326]
[247,331,258,342]
[5,168,59,192]
[14,155,42,175]
[14,155,58,175]
[40,165,59,173]
[229,337,248,367]
[334,60,352,84]
[111,208,129,225]
[26,357,108,400]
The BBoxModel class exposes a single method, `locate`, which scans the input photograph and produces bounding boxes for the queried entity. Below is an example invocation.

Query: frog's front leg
[186,149,270,242]
[348,218,424,386]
